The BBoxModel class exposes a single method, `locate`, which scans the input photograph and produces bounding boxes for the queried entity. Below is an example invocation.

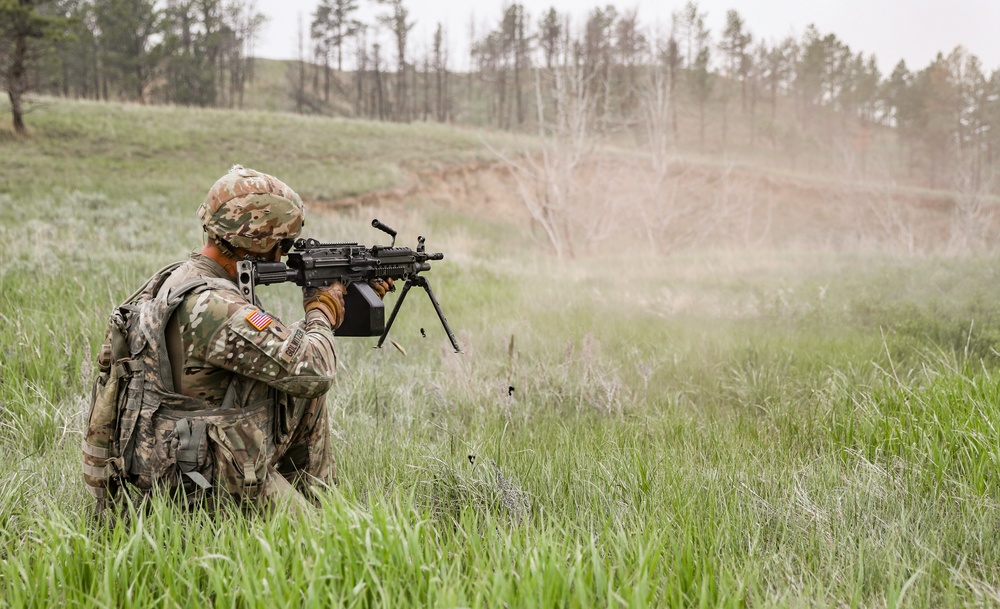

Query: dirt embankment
[313,155,992,255]
[312,161,522,214]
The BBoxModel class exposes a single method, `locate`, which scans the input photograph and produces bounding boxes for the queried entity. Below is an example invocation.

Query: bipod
[376,276,462,353]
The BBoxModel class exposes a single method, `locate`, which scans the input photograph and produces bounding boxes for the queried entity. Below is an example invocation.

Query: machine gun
[236,219,461,353]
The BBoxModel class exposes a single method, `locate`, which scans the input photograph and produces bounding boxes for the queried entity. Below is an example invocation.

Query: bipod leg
[420,278,462,353]
[376,279,414,349]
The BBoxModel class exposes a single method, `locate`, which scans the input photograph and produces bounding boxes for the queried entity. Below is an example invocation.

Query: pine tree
[0,0,69,133]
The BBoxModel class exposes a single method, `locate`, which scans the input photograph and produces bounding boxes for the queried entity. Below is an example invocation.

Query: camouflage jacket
[160,253,337,404]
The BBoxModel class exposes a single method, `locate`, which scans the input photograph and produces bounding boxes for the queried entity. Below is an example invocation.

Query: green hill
[0,95,500,201]
[3,98,1000,607]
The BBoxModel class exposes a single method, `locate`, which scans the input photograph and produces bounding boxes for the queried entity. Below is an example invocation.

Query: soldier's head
[198,165,304,261]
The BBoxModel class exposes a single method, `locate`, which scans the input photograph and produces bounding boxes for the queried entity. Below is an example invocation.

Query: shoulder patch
[245,310,273,331]
[268,319,290,340]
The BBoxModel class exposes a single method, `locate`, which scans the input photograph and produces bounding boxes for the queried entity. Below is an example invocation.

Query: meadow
[2,99,1000,607]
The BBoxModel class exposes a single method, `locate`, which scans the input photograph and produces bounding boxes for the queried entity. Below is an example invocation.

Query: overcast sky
[253,0,1000,74]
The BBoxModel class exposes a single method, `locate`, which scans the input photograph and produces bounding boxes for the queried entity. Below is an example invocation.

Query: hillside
[225,66,1000,257]
[5,90,990,258]
[0,96,502,201]
[236,58,925,196]
[3,99,1000,606]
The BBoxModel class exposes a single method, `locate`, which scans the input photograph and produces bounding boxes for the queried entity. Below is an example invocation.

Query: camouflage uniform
[85,166,337,509]
[157,253,338,502]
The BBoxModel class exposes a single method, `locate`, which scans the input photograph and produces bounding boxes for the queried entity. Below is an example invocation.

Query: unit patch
[245,309,273,331]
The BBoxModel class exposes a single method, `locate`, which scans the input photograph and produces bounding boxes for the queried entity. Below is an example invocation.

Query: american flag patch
[245,310,273,331]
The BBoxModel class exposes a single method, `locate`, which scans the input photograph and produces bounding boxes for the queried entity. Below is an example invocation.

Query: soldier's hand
[303,282,346,329]
[369,278,395,300]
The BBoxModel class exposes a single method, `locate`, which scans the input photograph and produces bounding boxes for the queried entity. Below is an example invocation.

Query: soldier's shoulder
[181,278,246,310]
[175,280,249,339]
[182,291,296,373]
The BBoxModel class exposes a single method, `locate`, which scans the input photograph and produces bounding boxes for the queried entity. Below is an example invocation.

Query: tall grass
[2,99,1000,607]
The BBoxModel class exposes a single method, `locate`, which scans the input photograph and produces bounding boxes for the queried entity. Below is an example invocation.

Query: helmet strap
[210,234,237,259]
[206,231,276,263]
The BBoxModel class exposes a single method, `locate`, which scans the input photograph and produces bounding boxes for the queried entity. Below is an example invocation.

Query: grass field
[2,98,1000,607]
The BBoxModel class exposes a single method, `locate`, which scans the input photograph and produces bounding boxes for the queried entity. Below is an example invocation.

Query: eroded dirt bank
[312,156,994,255]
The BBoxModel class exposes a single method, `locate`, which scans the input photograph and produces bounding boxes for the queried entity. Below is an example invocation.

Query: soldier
[83,165,391,510]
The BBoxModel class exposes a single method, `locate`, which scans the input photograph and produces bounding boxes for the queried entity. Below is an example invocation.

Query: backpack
[85,261,291,512]
[83,263,229,509]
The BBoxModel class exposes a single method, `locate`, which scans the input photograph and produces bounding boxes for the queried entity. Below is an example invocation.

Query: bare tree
[288,12,307,113]
[673,1,711,149]
[635,36,681,250]
[719,9,750,150]
[489,50,596,257]
[372,39,385,120]
[538,7,560,70]
[663,30,680,138]
[614,8,646,121]
[948,164,997,254]
[466,14,476,109]
[223,0,265,108]
[420,46,430,120]
[674,0,704,68]
[311,0,359,103]
[582,5,617,132]
[689,44,712,151]
[331,0,359,73]
[432,22,449,122]
[509,3,529,128]
[375,0,413,121]
[310,1,333,102]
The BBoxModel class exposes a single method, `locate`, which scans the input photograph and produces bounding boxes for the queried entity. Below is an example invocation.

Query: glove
[369,278,395,300]
[303,282,346,329]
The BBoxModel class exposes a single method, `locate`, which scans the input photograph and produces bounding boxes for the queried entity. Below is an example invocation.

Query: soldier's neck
[200,242,238,279]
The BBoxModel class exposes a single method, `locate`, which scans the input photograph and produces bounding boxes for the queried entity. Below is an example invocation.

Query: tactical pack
[83,263,275,510]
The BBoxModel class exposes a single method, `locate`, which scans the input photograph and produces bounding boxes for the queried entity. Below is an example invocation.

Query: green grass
[0,96,503,201]
[3,98,1000,607]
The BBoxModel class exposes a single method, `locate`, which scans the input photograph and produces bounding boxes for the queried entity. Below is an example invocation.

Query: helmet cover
[198,165,304,254]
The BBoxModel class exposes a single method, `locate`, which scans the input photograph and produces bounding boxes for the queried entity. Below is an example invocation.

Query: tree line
[1,0,265,128]
[3,0,999,191]
[349,1,998,191]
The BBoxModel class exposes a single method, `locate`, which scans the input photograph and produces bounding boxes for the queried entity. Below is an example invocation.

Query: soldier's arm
[178,288,337,398]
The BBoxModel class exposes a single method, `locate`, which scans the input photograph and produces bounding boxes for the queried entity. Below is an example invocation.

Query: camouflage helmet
[198,165,305,254]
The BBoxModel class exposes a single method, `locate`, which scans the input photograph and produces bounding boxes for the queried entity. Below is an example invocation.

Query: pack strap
[175,418,213,490]
[184,471,212,490]
[158,397,265,420]
[83,462,107,479]
[85,485,108,499]
[175,418,205,469]
[109,308,131,362]
[120,261,186,306]
[82,440,109,459]
[115,359,145,476]
[151,277,215,394]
